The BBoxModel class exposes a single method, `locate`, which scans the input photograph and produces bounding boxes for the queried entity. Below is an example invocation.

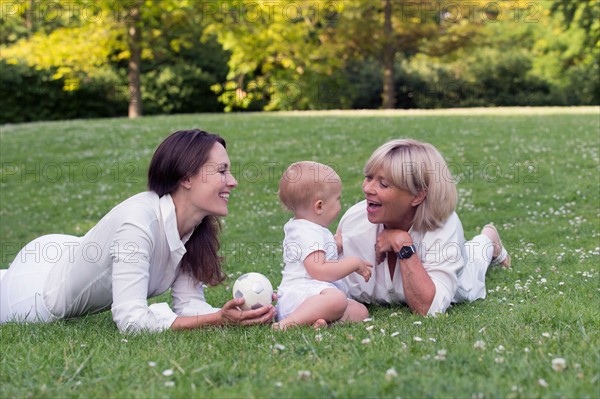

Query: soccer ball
[232,272,274,310]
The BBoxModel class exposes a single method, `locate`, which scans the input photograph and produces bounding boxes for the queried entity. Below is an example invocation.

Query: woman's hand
[218,298,276,326]
[334,231,343,254]
[375,229,413,263]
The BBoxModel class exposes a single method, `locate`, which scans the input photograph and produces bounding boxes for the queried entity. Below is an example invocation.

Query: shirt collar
[159,193,190,252]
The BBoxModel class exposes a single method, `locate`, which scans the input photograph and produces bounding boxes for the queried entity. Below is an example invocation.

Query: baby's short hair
[279,161,340,213]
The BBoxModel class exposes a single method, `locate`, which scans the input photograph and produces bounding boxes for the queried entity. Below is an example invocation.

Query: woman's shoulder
[421,212,464,241]
[107,192,162,223]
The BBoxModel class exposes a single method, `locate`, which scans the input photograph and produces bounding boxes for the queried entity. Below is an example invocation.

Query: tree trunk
[382,0,396,109]
[127,1,143,118]
[25,0,35,34]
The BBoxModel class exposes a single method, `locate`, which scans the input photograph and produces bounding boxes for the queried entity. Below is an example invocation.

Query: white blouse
[42,192,219,333]
[339,200,467,315]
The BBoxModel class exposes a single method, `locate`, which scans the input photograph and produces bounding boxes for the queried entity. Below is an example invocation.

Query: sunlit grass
[1,107,598,398]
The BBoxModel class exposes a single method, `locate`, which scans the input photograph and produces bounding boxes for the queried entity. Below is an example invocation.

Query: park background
[0,0,598,122]
[1,1,599,398]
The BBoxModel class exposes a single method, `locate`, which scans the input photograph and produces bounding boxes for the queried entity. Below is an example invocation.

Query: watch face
[399,245,415,259]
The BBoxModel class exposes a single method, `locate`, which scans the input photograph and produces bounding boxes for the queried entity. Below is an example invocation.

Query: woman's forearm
[398,257,436,315]
[170,312,224,330]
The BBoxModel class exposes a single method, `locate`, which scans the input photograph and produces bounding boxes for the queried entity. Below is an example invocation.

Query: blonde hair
[279,161,341,213]
[364,139,457,232]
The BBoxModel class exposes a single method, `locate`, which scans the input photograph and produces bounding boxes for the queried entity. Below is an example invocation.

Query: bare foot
[482,224,511,268]
[272,320,300,331]
[312,319,328,329]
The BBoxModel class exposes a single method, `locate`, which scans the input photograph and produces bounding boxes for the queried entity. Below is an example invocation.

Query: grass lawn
[1,107,598,398]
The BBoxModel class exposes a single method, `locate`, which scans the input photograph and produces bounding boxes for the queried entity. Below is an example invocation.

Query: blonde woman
[338,139,510,316]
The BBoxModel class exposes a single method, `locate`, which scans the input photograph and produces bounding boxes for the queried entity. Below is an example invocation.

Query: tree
[333,0,487,109]
[126,0,143,118]
[204,0,346,111]
[382,0,395,109]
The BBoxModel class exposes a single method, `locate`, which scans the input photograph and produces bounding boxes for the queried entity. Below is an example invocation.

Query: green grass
[1,107,599,398]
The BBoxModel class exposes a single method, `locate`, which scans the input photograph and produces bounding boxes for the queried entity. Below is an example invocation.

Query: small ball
[232,272,274,310]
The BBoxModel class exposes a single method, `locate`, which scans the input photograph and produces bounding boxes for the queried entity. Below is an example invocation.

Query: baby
[274,161,372,330]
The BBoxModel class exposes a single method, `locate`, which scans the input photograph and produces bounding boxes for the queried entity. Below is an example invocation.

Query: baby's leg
[340,299,369,322]
[275,288,347,330]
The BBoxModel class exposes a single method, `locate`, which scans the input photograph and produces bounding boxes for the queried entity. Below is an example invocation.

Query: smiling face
[185,142,238,219]
[362,167,422,230]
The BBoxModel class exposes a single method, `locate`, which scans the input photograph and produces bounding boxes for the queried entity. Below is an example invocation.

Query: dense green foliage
[0,0,598,122]
[0,108,598,397]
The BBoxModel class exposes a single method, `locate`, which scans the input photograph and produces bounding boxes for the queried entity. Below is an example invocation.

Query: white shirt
[42,192,219,333]
[278,218,341,293]
[276,218,342,319]
[339,200,466,315]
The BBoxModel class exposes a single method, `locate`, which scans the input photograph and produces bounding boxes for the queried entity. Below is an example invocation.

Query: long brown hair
[148,129,226,286]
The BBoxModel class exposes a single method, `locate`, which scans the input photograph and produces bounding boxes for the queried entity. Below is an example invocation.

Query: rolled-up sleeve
[110,222,175,333]
[420,214,466,316]
[171,270,220,317]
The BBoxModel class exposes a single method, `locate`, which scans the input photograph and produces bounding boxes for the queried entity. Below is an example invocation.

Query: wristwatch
[397,244,416,260]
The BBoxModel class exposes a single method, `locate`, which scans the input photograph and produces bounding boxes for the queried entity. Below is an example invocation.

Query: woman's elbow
[412,298,434,316]
[409,289,436,316]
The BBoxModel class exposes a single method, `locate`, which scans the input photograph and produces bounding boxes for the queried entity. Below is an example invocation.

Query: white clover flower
[365,325,375,331]
[429,338,437,343]
[385,368,398,381]
[273,343,286,351]
[413,336,423,342]
[148,361,157,367]
[538,378,548,388]
[413,321,422,325]
[495,345,505,353]
[362,318,373,322]
[474,340,486,350]
[314,333,323,342]
[121,338,128,343]
[164,381,175,387]
[162,369,174,377]
[298,370,311,380]
[542,332,551,338]
[391,331,400,337]
[274,382,283,388]
[434,350,447,361]
[552,358,567,372]
[361,338,371,345]
[494,357,505,364]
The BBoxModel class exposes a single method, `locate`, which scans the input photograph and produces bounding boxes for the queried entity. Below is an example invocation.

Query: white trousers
[454,234,494,303]
[0,234,73,323]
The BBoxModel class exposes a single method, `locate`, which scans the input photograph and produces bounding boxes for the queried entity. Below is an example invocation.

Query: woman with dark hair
[0,129,276,332]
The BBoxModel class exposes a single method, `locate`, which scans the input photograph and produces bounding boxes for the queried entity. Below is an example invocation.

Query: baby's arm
[304,251,372,283]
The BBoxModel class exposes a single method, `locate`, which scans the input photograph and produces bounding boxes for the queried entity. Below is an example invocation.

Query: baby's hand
[353,257,373,282]
[334,231,343,254]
